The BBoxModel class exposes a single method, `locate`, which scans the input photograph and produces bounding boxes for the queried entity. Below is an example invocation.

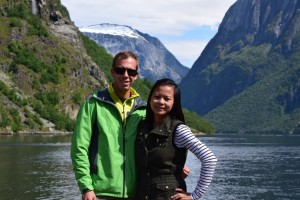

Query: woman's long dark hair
[145,78,185,125]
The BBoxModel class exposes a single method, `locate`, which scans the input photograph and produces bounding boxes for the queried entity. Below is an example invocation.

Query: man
[71,51,146,200]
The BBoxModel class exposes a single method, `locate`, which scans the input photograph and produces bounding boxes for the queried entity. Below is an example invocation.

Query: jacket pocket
[149,182,177,199]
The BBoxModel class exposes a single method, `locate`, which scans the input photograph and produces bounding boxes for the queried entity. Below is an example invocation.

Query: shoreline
[1,131,208,136]
[0,131,73,136]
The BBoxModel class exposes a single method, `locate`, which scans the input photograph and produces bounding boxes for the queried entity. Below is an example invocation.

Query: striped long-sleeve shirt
[174,124,217,199]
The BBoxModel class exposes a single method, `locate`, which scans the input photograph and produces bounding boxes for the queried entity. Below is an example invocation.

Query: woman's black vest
[135,116,188,200]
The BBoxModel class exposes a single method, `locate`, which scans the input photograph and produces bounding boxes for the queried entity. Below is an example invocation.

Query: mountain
[180,0,300,134]
[0,0,214,134]
[0,0,109,133]
[79,23,189,83]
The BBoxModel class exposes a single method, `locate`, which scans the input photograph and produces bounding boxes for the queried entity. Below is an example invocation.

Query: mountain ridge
[180,0,300,133]
[80,23,189,83]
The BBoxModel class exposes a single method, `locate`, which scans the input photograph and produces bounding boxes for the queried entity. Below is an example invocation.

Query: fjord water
[0,134,299,200]
[186,134,300,200]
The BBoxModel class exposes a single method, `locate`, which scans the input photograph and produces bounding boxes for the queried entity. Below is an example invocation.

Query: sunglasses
[114,67,138,76]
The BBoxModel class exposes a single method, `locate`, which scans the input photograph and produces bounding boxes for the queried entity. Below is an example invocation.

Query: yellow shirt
[108,84,140,122]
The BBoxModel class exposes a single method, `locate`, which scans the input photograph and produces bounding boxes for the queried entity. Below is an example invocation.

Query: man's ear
[133,73,139,81]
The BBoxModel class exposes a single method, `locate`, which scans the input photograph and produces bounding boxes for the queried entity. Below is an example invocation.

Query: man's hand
[82,190,96,200]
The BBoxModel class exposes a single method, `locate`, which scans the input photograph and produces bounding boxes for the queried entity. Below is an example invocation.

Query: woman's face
[150,85,175,119]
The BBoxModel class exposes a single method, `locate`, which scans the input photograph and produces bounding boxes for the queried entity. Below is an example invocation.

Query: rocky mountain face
[0,0,107,133]
[80,24,189,83]
[180,0,300,133]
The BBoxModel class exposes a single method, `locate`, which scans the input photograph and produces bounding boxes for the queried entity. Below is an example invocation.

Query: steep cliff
[180,0,300,133]
[0,0,107,133]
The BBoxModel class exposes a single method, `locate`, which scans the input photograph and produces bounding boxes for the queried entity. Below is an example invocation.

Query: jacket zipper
[122,103,126,197]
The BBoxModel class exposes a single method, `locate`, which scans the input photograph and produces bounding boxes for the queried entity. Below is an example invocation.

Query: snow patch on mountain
[79,23,141,38]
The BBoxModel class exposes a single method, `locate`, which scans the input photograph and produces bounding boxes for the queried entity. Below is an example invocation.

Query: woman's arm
[174,124,217,199]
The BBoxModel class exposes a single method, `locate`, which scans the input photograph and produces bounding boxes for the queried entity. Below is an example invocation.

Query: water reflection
[1,134,300,200]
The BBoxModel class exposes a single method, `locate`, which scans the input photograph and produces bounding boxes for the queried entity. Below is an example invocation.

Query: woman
[135,78,217,200]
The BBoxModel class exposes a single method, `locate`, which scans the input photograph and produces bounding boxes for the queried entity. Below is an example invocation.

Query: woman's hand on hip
[171,188,192,200]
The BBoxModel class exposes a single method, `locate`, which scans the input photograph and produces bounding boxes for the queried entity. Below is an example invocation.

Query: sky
[61,0,237,68]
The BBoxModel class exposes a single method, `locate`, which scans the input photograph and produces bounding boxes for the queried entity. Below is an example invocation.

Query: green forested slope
[205,43,300,133]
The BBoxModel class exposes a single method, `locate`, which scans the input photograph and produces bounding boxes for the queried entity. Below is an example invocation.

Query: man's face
[111,57,139,94]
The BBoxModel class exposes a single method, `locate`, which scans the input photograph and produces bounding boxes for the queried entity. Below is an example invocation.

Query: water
[0,134,299,200]
[186,134,300,200]
[0,135,77,200]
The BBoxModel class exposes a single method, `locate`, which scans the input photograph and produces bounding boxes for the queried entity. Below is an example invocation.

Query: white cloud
[61,0,237,67]
[62,0,236,35]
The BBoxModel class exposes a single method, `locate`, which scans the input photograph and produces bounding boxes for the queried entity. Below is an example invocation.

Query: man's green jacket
[71,87,146,198]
